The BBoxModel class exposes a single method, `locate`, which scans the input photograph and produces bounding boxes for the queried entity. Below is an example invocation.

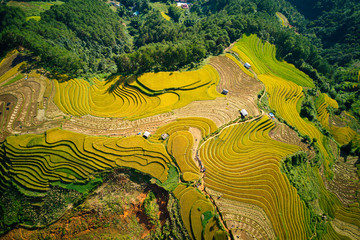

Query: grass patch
[7,1,64,17]
[150,2,169,12]
[26,16,41,21]
[51,176,103,194]
[3,74,23,86]
[157,165,180,192]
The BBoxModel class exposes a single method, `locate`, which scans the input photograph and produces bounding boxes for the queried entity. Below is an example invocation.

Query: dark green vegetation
[280,153,326,239]
[6,1,64,17]
[0,183,83,234]
[281,152,319,204]
[1,0,130,77]
[285,0,360,119]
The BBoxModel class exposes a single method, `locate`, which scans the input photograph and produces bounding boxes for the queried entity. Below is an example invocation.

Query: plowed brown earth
[204,188,276,240]
[0,74,65,141]
[174,55,262,127]
[322,156,360,206]
[269,121,316,159]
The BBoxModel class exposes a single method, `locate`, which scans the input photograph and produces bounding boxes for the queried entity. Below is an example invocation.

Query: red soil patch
[1,173,170,240]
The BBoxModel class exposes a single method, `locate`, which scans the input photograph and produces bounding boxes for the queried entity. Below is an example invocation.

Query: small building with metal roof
[221,89,229,95]
[240,109,248,117]
[244,62,251,69]
[143,131,151,139]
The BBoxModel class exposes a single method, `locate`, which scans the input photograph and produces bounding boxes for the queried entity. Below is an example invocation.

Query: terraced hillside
[0,129,171,195]
[173,184,227,240]
[315,92,357,145]
[172,55,262,127]
[232,34,314,88]
[232,34,336,177]
[232,34,360,239]
[1,36,360,239]
[200,116,310,239]
[54,65,221,120]
[0,128,229,239]
[0,53,66,141]
[152,117,218,182]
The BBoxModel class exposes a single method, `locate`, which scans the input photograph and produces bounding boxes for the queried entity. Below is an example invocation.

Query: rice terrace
[0,0,360,239]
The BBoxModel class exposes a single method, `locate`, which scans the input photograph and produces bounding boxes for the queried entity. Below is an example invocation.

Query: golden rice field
[54,65,221,119]
[151,117,217,181]
[232,34,315,88]
[331,126,358,145]
[167,130,200,182]
[315,92,332,128]
[154,117,218,138]
[315,92,357,145]
[0,129,171,194]
[232,34,360,238]
[173,184,227,240]
[232,34,335,176]
[200,116,311,239]
[0,62,25,86]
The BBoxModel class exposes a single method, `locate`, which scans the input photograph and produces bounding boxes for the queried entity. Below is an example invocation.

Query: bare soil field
[174,55,262,127]
[269,121,316,159]
[322,156,360,206]
[204,187,276,240]
[0,73,65,141]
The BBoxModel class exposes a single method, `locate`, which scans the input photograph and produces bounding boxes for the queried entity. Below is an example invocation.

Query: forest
[0,0,359,121]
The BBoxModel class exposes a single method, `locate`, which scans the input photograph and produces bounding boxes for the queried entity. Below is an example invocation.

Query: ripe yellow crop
[54,65,222,119]
[200,116,310,239]
[0,129,172,194]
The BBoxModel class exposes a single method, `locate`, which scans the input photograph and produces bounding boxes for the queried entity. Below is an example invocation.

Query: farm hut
[269,112,275,119]
[161,133,169,140]
[240,109,248,117]
[221,89,229,95]
[143,131,151,139]
[244,62,251,69]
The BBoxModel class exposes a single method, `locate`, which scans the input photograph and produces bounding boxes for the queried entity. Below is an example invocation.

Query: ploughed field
[1,35,359,239]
